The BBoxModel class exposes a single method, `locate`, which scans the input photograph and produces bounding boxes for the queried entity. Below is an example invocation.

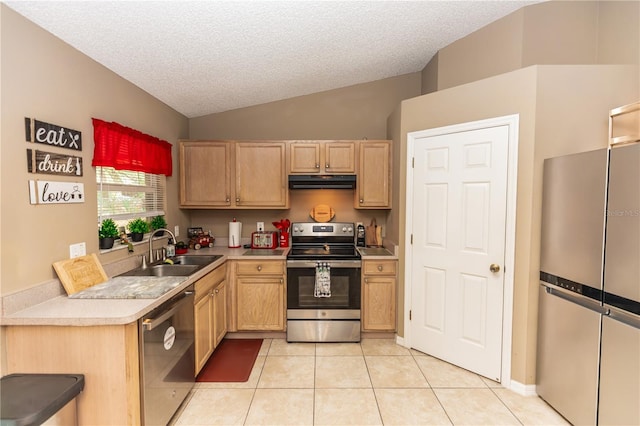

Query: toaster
[251,231,279,249]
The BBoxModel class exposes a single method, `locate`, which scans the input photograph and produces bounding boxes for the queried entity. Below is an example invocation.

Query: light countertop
[2,244,396,327]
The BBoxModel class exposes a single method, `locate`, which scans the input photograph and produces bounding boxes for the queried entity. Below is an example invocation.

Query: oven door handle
[286,260,361,268]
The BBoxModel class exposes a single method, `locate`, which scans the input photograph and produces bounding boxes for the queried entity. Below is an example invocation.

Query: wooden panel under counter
[6,323,141,425]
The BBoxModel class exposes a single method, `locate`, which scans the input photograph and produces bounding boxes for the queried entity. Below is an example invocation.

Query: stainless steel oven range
[286,222,361,342]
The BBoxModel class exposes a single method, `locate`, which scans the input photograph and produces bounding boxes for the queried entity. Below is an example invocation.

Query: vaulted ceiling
[6,1,542,118]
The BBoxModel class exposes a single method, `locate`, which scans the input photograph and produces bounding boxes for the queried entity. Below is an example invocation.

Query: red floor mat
[196,339,263,382]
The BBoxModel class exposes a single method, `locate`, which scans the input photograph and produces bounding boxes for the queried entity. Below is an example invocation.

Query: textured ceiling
[6,1,542,118]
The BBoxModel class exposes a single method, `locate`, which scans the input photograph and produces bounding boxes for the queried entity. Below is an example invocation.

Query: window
[97,166,165,229]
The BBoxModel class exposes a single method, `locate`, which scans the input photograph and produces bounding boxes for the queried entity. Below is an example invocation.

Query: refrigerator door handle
[541,282,606,314]
[604,305,640,329]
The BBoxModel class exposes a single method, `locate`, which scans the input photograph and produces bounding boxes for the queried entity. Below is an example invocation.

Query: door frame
[404,114,519,390]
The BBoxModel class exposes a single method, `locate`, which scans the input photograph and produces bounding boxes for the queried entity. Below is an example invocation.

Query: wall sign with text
[29,180,85,205]
[25,117,82,151]
[27,149,83,177]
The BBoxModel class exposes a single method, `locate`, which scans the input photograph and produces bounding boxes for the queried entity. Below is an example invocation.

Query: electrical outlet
[69,242,86,258]
[174,225,179,237]
[257,222,265,231]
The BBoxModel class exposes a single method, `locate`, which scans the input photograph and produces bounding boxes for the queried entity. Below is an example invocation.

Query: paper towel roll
[228,221,242,248]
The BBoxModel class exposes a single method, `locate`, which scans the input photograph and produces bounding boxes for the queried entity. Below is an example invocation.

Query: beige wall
[190,74,421,140]
[395,64,639,385]
[188,190,390,242]
[431,1,639,91]
[0,4,189,297]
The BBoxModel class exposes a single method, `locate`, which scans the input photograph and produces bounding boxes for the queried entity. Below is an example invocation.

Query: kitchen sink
[118,254,223,277]
[171,255,223,265]
[119,264,201,277]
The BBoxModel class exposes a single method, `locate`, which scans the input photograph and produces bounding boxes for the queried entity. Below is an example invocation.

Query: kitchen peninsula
[3,245,397,424]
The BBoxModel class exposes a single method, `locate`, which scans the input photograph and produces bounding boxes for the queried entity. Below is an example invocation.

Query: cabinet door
[194,293,214,374]
[325,141,356,174]
[236,277,284,331]
[235,142,288,208]
[362,276,396,331]
[180,141,232,207]
[212,280,227,347]
[356,141,391,208]
[289,142,321,173]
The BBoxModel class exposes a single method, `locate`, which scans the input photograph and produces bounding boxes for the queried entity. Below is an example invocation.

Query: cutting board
[53,253,108,295]
[309,204,335,222]
[365,218,383,247]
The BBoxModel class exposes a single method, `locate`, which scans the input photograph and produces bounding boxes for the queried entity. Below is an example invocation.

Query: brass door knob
[490,264,501,273]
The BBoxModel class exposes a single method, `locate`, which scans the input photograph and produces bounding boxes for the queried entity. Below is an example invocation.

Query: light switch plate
[174,225,179,237]
[257,222,265,231]
[69,242,86,258]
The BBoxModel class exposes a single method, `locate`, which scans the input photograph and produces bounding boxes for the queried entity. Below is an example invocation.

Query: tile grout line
[243,338,271,425]
[488,386,525,426]
[409,348,455,426]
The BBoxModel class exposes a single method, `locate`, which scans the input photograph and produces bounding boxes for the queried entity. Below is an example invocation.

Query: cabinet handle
[326,163,330,169]
[360,199,364,203]
[226,197,230,202]
[257,265,262,271]
[215,289,219,294]
[377,265,383,272]
[280,278,283,284]
[236,197,240,203]
[364,278,368,283]
[315,164,320,168]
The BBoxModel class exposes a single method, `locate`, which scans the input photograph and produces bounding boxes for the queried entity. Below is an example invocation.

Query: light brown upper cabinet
[180,141,232,207]
[288,141,356,174]
[356,140,391,209]
[235,142,288,208]
[180,141,288,209]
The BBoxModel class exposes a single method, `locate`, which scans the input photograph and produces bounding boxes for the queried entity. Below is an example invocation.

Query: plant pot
[99,237,115,250]
[130,232,144,242]
[153,230,165,236]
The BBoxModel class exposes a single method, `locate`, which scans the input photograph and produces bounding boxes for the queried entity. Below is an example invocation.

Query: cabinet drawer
[363,260,397,276]
[195,264,227,299]
[236,260,284,276]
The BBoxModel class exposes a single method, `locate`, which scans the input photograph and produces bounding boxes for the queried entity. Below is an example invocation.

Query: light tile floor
[172,338,569,425]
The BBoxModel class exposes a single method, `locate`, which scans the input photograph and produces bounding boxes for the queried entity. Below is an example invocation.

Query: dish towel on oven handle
[314,262,331,298]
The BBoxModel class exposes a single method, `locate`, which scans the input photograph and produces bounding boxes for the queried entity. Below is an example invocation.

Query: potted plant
[128,218,149,242]
[99,218,120,249]
[150,215,167,235]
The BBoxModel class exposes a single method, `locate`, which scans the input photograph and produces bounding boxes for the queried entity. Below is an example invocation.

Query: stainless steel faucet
[149,228,177,263]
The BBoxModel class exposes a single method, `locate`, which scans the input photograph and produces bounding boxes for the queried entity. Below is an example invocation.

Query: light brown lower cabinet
[6,324,141,425]
[362,259,397,331]
[194,263,228,374]
[234,260,286,331]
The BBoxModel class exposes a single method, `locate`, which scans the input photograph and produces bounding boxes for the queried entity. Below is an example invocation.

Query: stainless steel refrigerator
[537,143,640,426]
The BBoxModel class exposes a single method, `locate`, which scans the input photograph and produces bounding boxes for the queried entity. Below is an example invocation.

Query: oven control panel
[291,222,355,237]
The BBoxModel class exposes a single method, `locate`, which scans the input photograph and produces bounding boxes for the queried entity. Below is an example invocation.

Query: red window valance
[91,118,173,176]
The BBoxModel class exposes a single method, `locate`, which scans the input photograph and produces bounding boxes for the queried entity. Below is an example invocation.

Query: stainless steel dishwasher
[139,286,195,425]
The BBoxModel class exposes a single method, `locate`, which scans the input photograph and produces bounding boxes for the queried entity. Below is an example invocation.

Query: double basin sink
[118,255,223,277]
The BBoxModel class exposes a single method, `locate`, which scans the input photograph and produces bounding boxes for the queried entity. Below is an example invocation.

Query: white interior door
[409,125,509,381]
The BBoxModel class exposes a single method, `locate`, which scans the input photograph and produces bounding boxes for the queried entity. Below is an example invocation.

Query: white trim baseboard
[508,380,539,397]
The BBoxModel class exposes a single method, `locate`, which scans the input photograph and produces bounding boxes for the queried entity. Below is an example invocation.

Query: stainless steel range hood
[288,175,356,189]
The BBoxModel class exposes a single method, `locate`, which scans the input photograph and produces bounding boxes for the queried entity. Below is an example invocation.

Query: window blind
[97,166,166,222]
